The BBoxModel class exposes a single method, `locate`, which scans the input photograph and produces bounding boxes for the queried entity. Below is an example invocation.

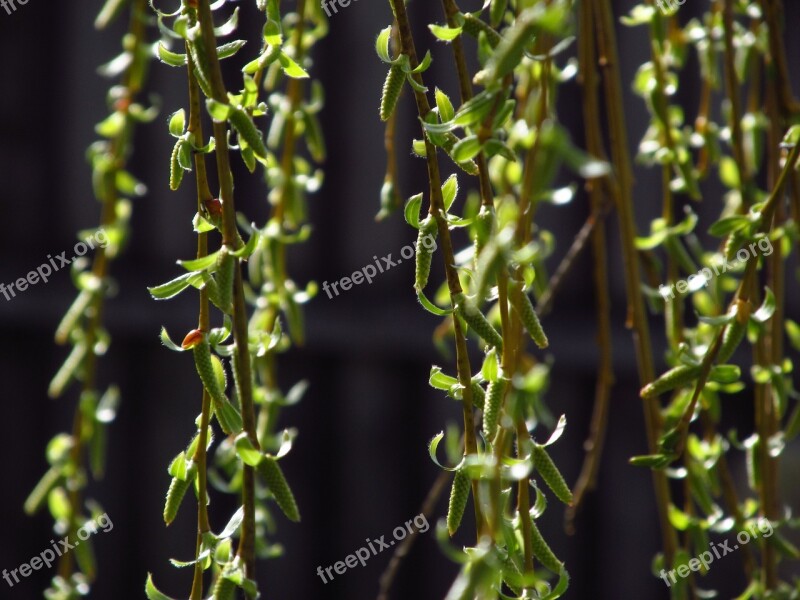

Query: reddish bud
[181,329,205,350]
[205,198,223,218]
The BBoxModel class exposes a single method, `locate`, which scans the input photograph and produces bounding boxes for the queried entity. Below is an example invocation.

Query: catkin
[533,444,573,505]
[482,377,509,440]
[455,293,503,352]
[169,139,184,191]
[529,517,563,573]
[192,339,241,434]
[257,457,301,522]
[212,573,237,600]
[470,381,486,408]
[380,64,405,122]
[163,463,197,525]
[193,339,225,404]
[490,0,508,27]
[473,206,494,268]
[461,14,502,48]
[724,230,744,262]
[640,364,701,399]
[717,300,750,363]
[508,280,548,348]
[447,470,470,536]
[229,106,268,159]
[214,248,235,314]
[414,216,438,291]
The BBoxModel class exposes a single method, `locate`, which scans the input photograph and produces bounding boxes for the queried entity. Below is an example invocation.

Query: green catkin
[169,139,184,191]
[455,293,503,352]
[717,300,751,363]
[229,106,268,159]
[640,364,702,399]
[163,463,197,525]
[193,338,225,404]
[461,13,502,48]
[192,338,241,434]
[214,248,235,314]
[257,457,301,522]
[470,381,486,408]
[724,230,745,262]
[187,32,214,99]
[447,469,470,536]
[473,206,494,267]
[483,377,509,440]
[414,216,439,291]
[380,63,405,122]
[533,444,573,505]
[490,0,507,27]
[55,289,94,344]
[529,516,563,573]
[212,573,237,600]
[507,280,548,349]
[48,343,87,399]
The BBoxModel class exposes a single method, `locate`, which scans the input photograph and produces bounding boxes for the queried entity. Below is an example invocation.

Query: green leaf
[453,90,497,127]
[719,156,741,189]
[543,414,568,446]
[157,43,186,67]
[451,135,482,163]
[629,454,675,469]
[708,215,749,237]
[428,431,461,471]
[429,366,459,391]
[159,327,185,352]
[375,25,393,63]
[417,289,453,316]
[751,287,775,323]
[429,23,463,41]
[709,364,741,384]
[231,229,261,258]
[217,39,247,60]
[218,507,245,539]
[481,348,499,382]
[668,503,691,531]
[278,52,309,78]
[168,109,185,137]
[177,250,220,272]
[235,433,264,467]
[206,98,231,122]
[435,88,455,123]
[786,320,800,351]
[404,193,423,229]
[441,174,458,211]
[148,271,205,299]
[409,51,433,74]
[146,574,178,600]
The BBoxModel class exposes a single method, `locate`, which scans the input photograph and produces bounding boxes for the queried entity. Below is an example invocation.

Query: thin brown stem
[195,0,259,583]
[388,0,484,537]
[593,0,678,566]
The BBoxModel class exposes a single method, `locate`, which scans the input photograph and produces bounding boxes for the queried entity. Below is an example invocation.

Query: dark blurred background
[1,0,800,598]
